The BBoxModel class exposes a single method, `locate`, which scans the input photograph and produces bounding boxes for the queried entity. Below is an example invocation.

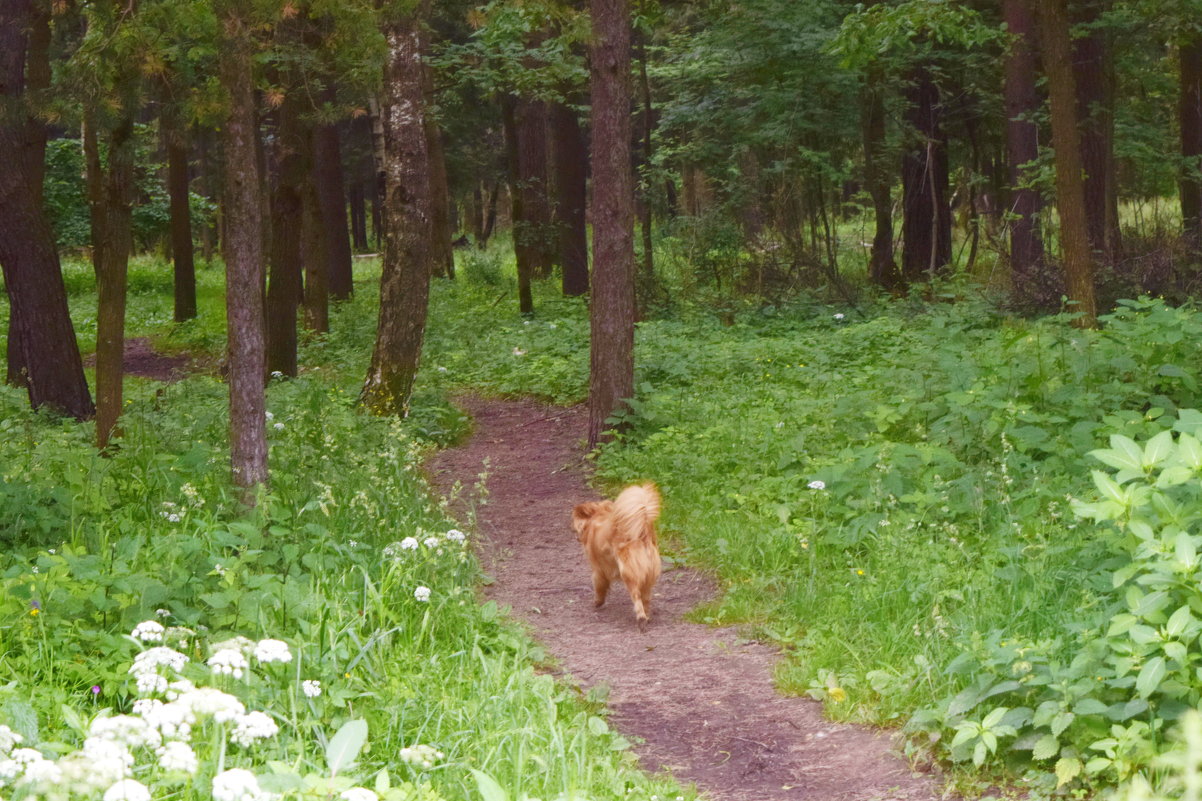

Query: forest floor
[86,337,191,381]
[428,396,946,801]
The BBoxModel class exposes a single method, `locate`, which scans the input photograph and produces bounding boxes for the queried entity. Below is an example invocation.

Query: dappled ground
[429,397,944,801]
[83,337,191,381]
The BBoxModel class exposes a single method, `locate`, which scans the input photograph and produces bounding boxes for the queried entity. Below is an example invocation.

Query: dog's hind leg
[593,570,611,607]
[623,576,650,631]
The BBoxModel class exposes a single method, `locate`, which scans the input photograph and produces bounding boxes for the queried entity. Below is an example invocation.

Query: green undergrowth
[0,258,691,801]
[424,269,1202,798]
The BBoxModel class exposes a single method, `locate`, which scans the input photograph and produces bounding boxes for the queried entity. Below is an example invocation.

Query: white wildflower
[833,312,845,320]
[11,748,45,766]
[89,715,160,749]
[399,744,444,770]
[131,620,165,642]
[341,789,379,801]
[400,537,419,550]
[130,647,188,675]
[422,536,440,549]
[138,700,195,740]
[230,711,279,748]
[273,422,285,431]
[301,680,322,698]
[0,758,21,784]
[253,639,292,664]
[135,672,168,695]
[512,347,526,356]
[436,366,448,373]
[212,768,264,801]
[103,779,150,801]
[445,529,466,543]
[265,411,274,421]
[208,648,249,678]
[807,480,826,490]
[157,741,198,774]
[414,586,431,602]
[155,608,171,618]
[18,757,62,787]
[179,687,244,723]
[0,725,22,756]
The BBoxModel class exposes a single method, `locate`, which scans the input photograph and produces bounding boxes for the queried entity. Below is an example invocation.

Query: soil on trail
[84,338,191,382]
[428,397,945,801]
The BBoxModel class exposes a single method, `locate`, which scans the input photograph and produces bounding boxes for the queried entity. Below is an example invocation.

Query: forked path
[428,397,944,801]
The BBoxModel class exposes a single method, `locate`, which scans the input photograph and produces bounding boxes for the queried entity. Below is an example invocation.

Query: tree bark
[1034,0,1098,328]
[860,68,901,291]
[266,93,306,378]
[348,178,368,251]
[424,63,454,279]
[164,115,197,321]
[1071,0,1119,261]
[0,0,93,417]
[900,61,951,282]
[501,94,534,314]
[588,0,636,448]
[550,99,589,296]
[636,39,655,290]
[481,180,499,247]
[302,176,329,333]
[1181,35,1202,256]
[1003,0,1047,302]
[217,4,268,489]
[84,108,135,451]
[313,117,354,300]
[362,0,433,417]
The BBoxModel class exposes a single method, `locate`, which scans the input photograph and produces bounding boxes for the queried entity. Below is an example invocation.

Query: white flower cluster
[229,712,279,748]
[413,586,431,602]
[422,536,441,549]
[445,529,467,544]
[807,480,826,490]
[156,741,198,774]
[341,788,379,801]
[129,647,189,696]
[130,620,165,642]
[398,743,444,769]
[89,715,161,749]
[252,639,292,665]
[212,767,271,801]
[208,648,250,678]
[301,680,322,698]
[0,725,23,754]
[104,778,151,801]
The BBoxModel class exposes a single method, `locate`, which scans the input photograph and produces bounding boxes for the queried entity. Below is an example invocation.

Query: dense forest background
[11,1,1202,800]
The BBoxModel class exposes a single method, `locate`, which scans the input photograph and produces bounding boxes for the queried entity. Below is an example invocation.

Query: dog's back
[611,483,661,547]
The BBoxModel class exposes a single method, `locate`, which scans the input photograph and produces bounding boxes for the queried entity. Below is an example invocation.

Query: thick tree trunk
[348,178,368,251]
[1034,0,1098,328]
[1004,0,1048,302]
[860,69,901,291]
[519,98,554,278]
[637,40,656,288]
[1071,0,1119,261]
[900,61,951,282]
[217,5,269,489]
[481,180,499,247]
[313,119,354,300]
[588,0,636,448]
[302,177,329,334]
[84,110,135,451]
[0,0,93,417]
[1181,36,1202,256]
[164,116,197,322]
[362,1,433,416]
[501,95,534,314]
[550,99,589,296]
[266,95,306,378]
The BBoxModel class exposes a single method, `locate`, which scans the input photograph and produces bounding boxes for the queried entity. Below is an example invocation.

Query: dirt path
[428,397,945,801]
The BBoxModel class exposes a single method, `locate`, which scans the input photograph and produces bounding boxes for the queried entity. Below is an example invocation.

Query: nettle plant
[0,619,447,801]
[915,411,1202,794]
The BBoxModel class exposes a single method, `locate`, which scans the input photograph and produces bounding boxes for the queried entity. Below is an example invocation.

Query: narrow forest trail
[428,397,945,801]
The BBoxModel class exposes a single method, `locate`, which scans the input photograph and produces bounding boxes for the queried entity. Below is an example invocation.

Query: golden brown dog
[572,483,662,630]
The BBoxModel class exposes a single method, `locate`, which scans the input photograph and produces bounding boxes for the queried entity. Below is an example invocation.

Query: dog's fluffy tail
[612,483,661,544]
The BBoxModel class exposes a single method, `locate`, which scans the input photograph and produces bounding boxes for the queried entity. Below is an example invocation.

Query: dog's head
[571,501,611,543]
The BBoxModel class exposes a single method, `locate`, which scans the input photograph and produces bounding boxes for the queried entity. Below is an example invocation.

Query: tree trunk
[424,63,455,279]
[7,0,50,389]
[588,0,636,448]
[481,180,499,247]
[1071,0,1119,261]
[900,61,951,282]
[550,99,589,296]
[84,109,136,451]
[164,116,197,322]
[302,176,329,333]
[348,178,368,251]
[217,4,268,489]
[637,39,655,289]
[313,118,354,300]
[0,0,93,417]
[1181,35,1202,256]
[266,95,306,378]
[1034,0,1098,328]
[362,0,433,416]
[860,69,901,291]
[501,94,534,314]
[1004,0,1047,303]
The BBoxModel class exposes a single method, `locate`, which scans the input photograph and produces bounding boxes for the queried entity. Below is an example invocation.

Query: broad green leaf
[1143,430,1174,468]
[981,706,1008,728]
[1085,757,1113,775]
[950,724,978,749]
[1178,433,1202,469]
[1091,471,1128,506]
[326,719,368,777]
[471,770,510,801]
[1032,734,1059,761]
[1128,624,1159,645]
[1073,698,1109,716]
[1056,757,1082,787]
[1166,604,1194,637]
[1051,711,1075,737]
[1136,657,1167,698]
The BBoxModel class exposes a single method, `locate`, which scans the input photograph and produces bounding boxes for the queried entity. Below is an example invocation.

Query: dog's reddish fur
[572,483,662,630]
